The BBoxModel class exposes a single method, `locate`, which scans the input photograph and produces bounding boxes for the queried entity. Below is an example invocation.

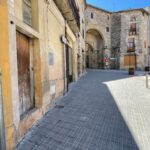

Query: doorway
[86,29,104,69]
[65,45,73,91]
[124,55,136,69]
[16,31,35,116]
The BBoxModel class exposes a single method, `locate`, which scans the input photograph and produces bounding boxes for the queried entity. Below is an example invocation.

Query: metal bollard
[146,74,150,89]
[0,69,6,150]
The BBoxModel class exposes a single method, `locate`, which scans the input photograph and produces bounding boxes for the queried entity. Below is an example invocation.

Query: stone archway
[86,29,104,69]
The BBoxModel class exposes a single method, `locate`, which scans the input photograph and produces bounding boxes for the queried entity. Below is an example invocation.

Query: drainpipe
[63,20,68,94]
[0,69,6,150]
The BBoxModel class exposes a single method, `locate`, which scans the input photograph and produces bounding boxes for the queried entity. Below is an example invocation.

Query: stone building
[0,0,85,149]
[85,5,111,69]
[1,1,150,149]
[85,4,150,71]
[115,9,150,70]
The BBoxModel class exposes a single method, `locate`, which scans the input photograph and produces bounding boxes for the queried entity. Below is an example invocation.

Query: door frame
[66,45,73,87]
[16,31,35,116]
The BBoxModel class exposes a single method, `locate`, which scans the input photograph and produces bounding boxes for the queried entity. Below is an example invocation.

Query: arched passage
[86,29,104,69]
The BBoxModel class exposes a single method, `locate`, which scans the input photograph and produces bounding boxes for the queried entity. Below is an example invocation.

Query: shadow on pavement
[15,70,140,150]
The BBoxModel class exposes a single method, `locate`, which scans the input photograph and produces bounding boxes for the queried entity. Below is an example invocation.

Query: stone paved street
[15,70,150,150]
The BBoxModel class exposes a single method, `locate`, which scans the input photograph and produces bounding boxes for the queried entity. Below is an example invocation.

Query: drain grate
[54,105,64,109]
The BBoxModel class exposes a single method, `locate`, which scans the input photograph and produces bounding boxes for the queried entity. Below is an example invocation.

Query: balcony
[54,0,80,33]
[129,30,138,36]
[127,47,135,53]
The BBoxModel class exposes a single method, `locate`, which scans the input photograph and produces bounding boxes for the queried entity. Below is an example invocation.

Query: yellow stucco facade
[0,0,14,149]
[0,0,85,149]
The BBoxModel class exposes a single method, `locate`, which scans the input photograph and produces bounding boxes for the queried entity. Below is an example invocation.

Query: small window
[106,27,109,32]
[23,0,32,26]
[127,38,135,52]
[107,15,109,20]
[91,12,94,19]
[129,23,137,35]
[82,29,84,39]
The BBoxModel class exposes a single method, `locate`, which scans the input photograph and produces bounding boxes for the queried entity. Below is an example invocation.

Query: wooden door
[124,55,136,68]
[16,31,34,116]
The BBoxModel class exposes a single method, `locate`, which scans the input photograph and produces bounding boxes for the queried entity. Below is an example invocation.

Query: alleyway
[15,70,150,150]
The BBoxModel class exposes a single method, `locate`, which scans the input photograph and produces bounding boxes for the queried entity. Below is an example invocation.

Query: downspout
[0,69,6,150]
[63,20,68,94]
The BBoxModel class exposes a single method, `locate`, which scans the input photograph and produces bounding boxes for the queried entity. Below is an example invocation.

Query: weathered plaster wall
[0,1,14,149]
[7,0,78,148]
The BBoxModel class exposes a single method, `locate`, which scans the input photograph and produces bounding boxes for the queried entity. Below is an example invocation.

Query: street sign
[104,49,110,63]
[104,58,109,62]
[110,58,117,60]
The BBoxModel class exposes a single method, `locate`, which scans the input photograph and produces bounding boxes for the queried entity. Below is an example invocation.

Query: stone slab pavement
[15,70,150,150]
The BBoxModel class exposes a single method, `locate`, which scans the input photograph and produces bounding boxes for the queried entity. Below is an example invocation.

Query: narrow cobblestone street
[15,70,150,150]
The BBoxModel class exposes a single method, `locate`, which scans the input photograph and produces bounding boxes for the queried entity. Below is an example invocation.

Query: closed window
[106,27,109,32]
[23,0,32,26]
[129,23,137,35]
[127,38,135,52]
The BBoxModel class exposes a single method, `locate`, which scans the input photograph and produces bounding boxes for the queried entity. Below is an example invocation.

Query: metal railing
[0,69,6,150]
[146,73,150,89]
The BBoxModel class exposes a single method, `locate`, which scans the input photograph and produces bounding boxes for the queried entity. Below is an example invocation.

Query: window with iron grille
[127,38,135,52]
[129,23,138,36]
[22,0,32,26]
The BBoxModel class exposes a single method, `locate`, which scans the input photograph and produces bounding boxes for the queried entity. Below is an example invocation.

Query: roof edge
[87,4,112,14]
[116,8,150,15]
[87,3,150,15]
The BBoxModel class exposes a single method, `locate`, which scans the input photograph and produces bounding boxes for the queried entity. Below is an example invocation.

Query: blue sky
[86,0,150,12]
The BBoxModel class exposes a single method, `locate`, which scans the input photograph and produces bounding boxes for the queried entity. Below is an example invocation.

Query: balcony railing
[127,47,135,52]
[129,30,138,36]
